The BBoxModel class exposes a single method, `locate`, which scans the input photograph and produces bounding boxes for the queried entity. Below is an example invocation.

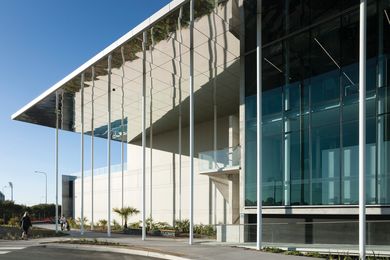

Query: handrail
[198,146,240,172]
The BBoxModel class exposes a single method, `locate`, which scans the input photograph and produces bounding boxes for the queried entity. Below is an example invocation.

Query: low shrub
[304,251,323,258]
[61,238,119,246]
[154,221,172,230]
[262,247,285,254]
[67,218,77,229]
[112,220,122,231]
[98,219,107,229]
[193,224,215,236]
[8,217,20,227]
[145,217,154,231]
[175,219,190,233]
[129,221,141,229]
[76,217,88,227]
[285,250,304,256]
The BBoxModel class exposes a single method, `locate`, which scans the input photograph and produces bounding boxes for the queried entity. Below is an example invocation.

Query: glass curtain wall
[245,0,390,206]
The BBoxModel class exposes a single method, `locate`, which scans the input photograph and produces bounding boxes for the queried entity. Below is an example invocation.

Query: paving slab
[9,226,390,259]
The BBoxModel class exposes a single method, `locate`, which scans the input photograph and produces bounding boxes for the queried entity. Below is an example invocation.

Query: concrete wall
[74,116,236,226]
[62,175,76,218]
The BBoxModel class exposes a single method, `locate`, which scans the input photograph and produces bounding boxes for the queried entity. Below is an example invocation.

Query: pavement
[0,226,312,260]
[2,224,389,259]
[1,246,160,260]
[212,242,390,258]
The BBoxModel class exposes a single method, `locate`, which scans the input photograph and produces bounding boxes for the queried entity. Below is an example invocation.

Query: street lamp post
[34,171,47,204]
[8,182,13,201]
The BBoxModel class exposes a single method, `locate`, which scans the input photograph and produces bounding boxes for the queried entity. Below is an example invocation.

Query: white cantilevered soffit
[12,0,241,144]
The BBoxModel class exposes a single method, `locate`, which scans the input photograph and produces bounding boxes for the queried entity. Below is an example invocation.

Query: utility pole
[8,182,13,201]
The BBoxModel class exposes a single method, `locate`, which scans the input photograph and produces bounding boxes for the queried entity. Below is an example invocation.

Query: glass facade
[245,0,390,206]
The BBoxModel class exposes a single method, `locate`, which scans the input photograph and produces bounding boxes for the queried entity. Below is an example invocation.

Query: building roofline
[11,0,187,120]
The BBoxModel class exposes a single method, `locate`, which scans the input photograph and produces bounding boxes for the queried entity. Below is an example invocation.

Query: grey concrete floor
[0,229,314,260]
[0,246,161,260]
[5,224,368,259]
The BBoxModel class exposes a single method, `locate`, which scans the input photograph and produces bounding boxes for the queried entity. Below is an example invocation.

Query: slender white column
[91,67,95,231]
[284,88,291,206]
[121,46,125,216]
[55,91,59,234]
[359,0,367,259]
[256,0,262,251]
[284,33,291,206]
[142,31,147,241]
[149,30,154,219]
[213,1,218,168]
[189,0,194,246]
[178,6,183,223]
[81,73,85,235]
[107,54,112,237]
[213,1,218,225]
[178,112,182,221]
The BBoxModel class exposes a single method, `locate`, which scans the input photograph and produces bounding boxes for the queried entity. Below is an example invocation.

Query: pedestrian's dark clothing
[21,216,32,232]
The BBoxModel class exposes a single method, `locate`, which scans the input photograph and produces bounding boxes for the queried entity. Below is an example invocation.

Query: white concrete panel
[74,116,236,226]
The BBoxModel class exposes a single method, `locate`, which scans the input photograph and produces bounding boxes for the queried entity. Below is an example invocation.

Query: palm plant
[98,219,107,229]
[113,207,140,229]
[76,217,88,227]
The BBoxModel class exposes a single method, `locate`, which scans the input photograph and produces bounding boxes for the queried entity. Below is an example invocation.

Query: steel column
[256,0,262,251]
[107,54,112,237]
[189,0,194,246]
[213,1,218,225]
[149,29,154,219]
[81,72,85,235]
[359,0,367,259]
[178,6,183,223]
[91,67,95,231]
[142,31,147,241]
[121,46,125,216]
[55,91,59,234]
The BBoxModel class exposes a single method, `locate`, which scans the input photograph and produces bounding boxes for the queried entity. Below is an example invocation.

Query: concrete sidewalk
[206,241,390,258]
[11,225,390,259]
[1,229,311,260]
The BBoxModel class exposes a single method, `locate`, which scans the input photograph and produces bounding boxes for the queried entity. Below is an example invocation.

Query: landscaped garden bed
[0,225,67,240]
[66,206,216,240]
[123,228,142,235]
[160,229,178,238]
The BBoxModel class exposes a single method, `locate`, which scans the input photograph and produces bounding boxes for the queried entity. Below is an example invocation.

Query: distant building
[62,175,77,218]
[0,191,5,202]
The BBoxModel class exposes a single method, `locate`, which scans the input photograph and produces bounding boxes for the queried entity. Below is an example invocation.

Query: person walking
[60,215,66,231]
[20,212,32,240]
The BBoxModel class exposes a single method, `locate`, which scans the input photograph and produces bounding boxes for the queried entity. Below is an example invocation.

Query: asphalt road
[0,246,161,260]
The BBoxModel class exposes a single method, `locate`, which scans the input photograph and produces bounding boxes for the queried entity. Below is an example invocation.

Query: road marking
[0,247,26,250]
[0,247,26,255]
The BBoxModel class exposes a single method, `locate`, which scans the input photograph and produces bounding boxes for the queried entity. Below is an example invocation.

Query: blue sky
[0,0,171,205]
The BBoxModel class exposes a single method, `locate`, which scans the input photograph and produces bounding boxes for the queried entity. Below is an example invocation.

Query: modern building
[0,191,5,202]
[12,0,390,252]
[62,175,77,219]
